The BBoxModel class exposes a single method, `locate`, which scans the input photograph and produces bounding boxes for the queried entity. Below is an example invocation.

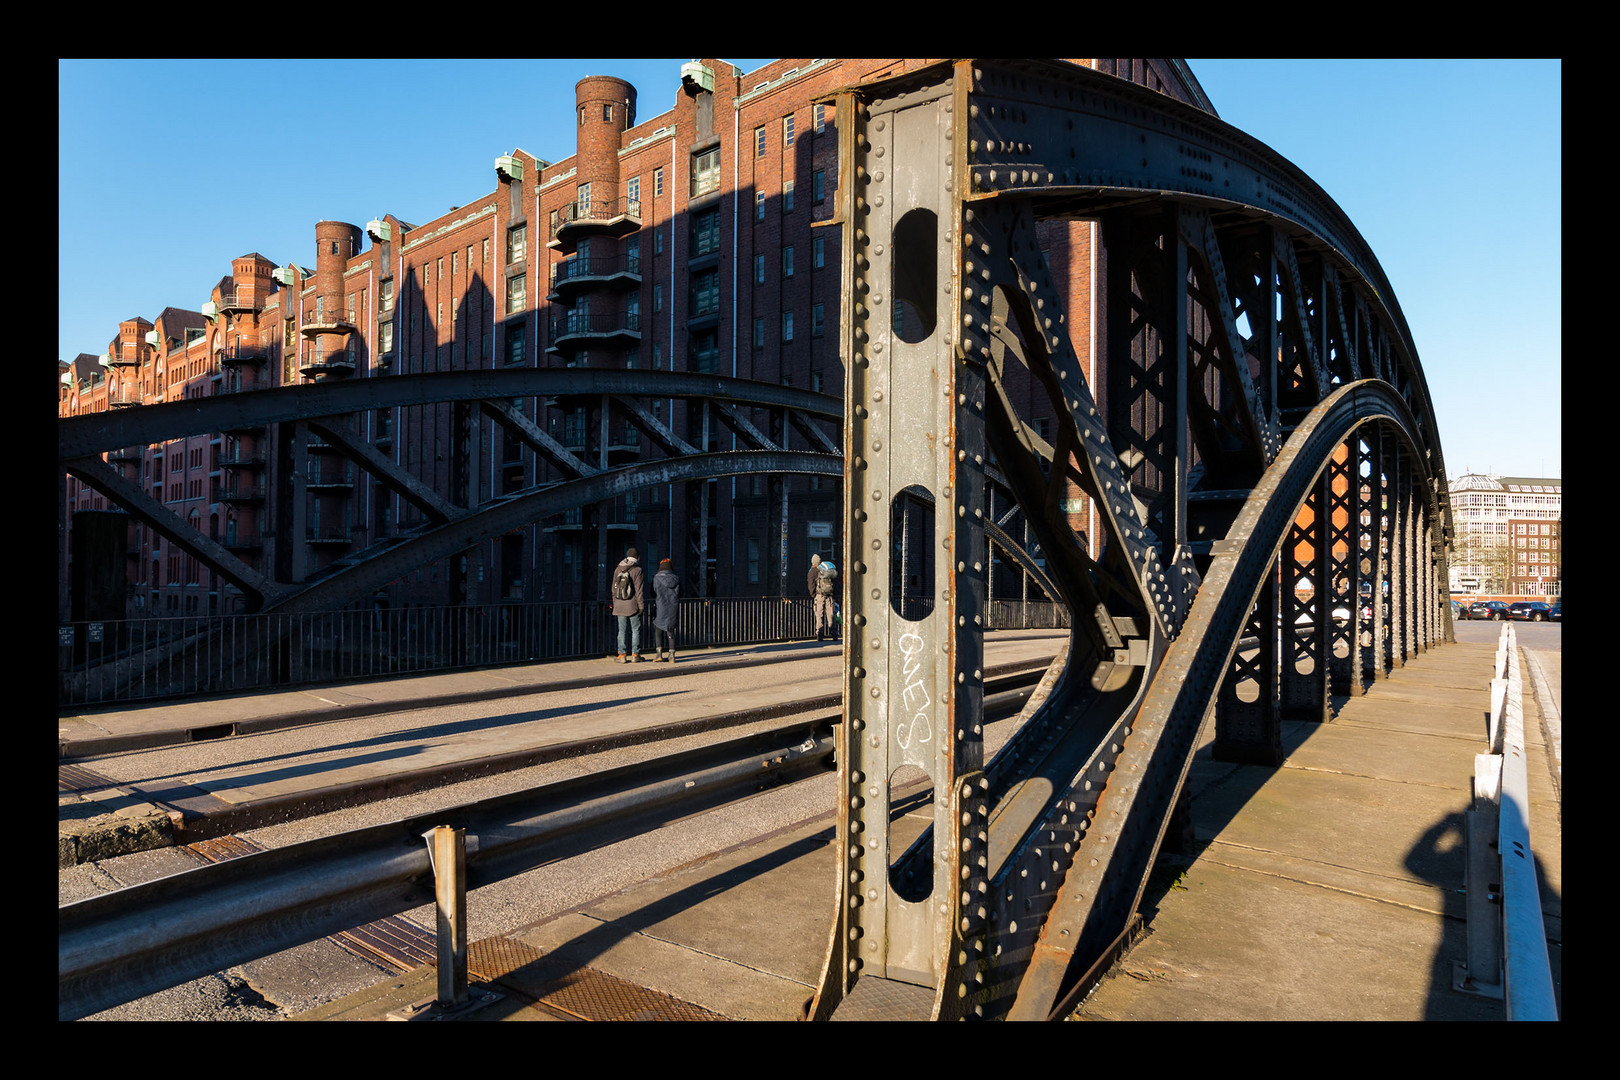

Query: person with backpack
[652,558,680,662]
[810,553,838,642]
[610,547,647,662]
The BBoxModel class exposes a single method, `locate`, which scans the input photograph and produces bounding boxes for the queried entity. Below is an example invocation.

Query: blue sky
[60,59,1560,481]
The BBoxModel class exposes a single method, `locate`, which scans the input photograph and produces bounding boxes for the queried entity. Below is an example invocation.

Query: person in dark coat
[652,558,680,662]
[610,547,647,662]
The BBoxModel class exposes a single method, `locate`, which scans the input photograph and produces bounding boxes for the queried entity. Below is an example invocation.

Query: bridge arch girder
[811,59,1453,1022]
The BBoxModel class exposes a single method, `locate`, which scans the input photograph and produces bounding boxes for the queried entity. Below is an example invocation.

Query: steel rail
[1496,626,1559,1020]
[58,669,1051,1021]
[58,717,835,1021]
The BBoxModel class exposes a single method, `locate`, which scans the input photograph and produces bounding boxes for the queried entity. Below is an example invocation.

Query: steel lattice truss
[809,60,1454,1021]
[58,369,844,613]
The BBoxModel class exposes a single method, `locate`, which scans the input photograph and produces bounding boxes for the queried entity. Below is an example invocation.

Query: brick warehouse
[59,58,1213,621]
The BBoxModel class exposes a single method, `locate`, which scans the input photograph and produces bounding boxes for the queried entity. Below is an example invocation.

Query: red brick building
[60,58,1213,620]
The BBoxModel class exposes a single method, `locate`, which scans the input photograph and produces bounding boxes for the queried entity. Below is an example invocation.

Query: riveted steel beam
[64,454,282,608]
[59,369,841,460]
[266,451,840,615]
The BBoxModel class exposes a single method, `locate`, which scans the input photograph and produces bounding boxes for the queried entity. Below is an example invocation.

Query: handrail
[1457,624,1558,1018]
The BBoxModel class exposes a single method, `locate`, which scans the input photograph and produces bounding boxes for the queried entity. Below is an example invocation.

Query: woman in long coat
[652,558,681,662]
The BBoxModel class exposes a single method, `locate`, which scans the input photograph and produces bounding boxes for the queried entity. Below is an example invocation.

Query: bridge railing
[1458,623,1559,1019]
[57,598,1071,709]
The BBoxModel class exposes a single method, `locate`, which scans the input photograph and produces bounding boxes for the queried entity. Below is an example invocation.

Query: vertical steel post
[1280,469,1330,721]
[433,825,468,1007]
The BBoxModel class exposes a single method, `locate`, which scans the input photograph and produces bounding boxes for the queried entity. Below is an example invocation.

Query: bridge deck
[293,640,1559,1021]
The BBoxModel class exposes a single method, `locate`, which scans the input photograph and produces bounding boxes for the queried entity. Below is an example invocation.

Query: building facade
[60,58,1212,621]
[1446,472,1562,595]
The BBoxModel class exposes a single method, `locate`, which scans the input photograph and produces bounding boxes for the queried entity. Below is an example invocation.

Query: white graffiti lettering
[895,631,933,749]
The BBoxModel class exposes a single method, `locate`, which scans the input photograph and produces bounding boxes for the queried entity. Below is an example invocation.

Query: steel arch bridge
[56,58,1457,1023]
[807,60,1454,1020]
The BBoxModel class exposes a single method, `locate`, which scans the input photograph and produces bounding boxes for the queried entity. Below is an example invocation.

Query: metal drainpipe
[731,92,740,592]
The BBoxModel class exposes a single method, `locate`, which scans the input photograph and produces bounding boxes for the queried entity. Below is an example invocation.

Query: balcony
[221,346,270,368]
[548,196,643,253]
[300,352,356,378]
[300,310,357,337]
[542,507,584,533]
[222,529,263,550]
[306,466,355,491]
[219,447,266,469]
[218,482,265,504]
[548,311,641,354]
[217,291,264,315]
[548,253,642,300]
[307,525,354,546]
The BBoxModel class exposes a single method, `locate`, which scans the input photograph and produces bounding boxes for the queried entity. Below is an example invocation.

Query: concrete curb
[1521,649,1561,814]
[59,809,177,869]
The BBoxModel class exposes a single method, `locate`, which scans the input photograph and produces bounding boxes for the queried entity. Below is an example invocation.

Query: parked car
[1548,601,1561,622]
[1449,600,1463,620]
[1467,601,1511,622]
[1508,601,1552,622]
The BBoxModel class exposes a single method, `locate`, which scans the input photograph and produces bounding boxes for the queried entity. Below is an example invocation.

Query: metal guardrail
[57,663,1053,1019]
[57,598,1072,709]
[1455,623,1558,1019]
[58,717,838,1020]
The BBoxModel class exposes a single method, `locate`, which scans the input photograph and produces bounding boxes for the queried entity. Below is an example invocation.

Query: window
[814,236,825,269]
[753,317,765,348]
[813,169,826,204]
[654,167,664,197]
[691,269,720,316]
[692,147,720,197]
[755,126,766,156]
[379,321,395,356]
[507,224,527,264]
[783,181,795,213]
[812,303,824,337]
[813,102,826,133]
[627,175,640,208]
[755,192,766,222]
[691,328,719,373]
[692,208,721,257]
[782,311,794,342]
[654,283,662,312]
[505,322,526,365]
[654,229,663,256]
[747,538,760,584]
[507,274,526,313]
[603,103,612,122]
[577,181,592,214]
[783,115,795,145]
[380,279,394,312]
[754,254,765,285]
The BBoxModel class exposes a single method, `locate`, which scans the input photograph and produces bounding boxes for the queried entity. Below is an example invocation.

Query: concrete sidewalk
[1075,641,1562,1020]
[57,630,1067,867]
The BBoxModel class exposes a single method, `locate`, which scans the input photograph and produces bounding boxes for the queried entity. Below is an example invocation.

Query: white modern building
[1447,473,1562,595]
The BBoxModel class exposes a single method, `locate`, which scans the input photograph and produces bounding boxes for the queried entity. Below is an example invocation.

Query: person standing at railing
[810,554,839,642]
[611,547,647,663]
[652,558,680,662]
